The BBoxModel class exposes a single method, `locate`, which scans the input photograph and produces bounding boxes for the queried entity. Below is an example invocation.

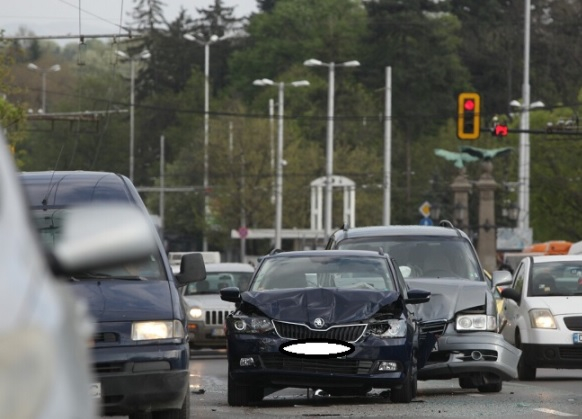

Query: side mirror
[501,287,521,304]
[220,287,242,303]
[405,289,431,304]
[175,253,207,285]
[492,270,512,288]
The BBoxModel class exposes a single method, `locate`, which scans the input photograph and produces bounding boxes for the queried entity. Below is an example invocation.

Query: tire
[129,413,151,419]
[390,356,416,403]
[516,331,536,381]
[227,370,264,406]
[152,391,190,419]
[478,381,502,393]
[459,377,476,389]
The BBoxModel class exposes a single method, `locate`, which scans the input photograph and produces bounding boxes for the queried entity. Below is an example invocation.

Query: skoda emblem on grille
[313,318,325,329]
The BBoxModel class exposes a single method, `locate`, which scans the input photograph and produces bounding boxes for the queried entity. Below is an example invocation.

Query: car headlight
[230,316,274,334]
[456,314,497,331]
[132,320,185,341]
[529,309,556,329]
[368,319,407,338]
[189,307,203,319]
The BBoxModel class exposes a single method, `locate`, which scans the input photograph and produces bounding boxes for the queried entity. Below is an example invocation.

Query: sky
[0,0,257,42]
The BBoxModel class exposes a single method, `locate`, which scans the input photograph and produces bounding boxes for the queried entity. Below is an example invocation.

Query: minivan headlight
[456,314,497,331]
[529,309,556,329]
[132,320,185,340]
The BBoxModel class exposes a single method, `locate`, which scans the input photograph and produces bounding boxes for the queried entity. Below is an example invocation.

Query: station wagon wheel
[389,354,416,403]
[227,367,264,406]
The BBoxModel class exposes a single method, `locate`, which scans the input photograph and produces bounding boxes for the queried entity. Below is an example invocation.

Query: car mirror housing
[500,287,520,303]
[220,287,242,303]
[405,289,431,304]
[492,270,513,288]
[175,253,207,285]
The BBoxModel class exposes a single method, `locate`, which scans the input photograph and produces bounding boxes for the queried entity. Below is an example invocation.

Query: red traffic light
[493,124,508,137]
[464,99,475,112]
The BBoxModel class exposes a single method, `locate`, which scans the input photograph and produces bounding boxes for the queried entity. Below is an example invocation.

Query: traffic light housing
[457,92,481,140]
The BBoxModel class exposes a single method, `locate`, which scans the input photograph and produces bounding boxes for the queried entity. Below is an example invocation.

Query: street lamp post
[115,49,151,183]
[27,63,61,113]
[184,33,229,252]
[253,78,310,250]
[304,58,360,237]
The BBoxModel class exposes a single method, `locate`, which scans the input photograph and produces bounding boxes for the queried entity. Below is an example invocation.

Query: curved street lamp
[253,78,310,249]
[115,49,151,182]
[27,63,61,113]
[303,58,360,237]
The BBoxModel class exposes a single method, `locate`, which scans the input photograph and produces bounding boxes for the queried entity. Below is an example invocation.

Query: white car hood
[531,296,582,316]
[182,294,235,310]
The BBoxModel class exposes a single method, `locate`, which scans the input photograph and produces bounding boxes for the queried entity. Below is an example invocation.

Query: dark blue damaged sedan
[220,249,432,405]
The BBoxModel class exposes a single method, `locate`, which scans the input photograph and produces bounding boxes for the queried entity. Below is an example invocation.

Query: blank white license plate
[211,328,225,337]
[574,333,582,344]
[90,383,101,398]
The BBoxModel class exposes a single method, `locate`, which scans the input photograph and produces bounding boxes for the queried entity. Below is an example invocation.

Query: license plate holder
[573,333,582,344]
[211,328,225,337]
[90,383,101,399]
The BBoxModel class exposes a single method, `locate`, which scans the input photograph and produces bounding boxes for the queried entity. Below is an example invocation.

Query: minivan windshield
[31,208,164,280]
[336,237,483,281]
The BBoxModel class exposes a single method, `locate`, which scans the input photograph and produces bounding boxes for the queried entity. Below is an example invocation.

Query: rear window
[336,236,483,281]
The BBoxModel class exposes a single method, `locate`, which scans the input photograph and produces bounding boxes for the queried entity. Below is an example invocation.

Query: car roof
[205,262,254,273]
[331,224,466,240]
[530,255,582,263]
[266,249,388,259]
[19,171,137,208]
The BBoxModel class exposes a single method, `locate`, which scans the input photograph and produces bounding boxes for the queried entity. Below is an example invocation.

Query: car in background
[20,171,206,419]
[326,223,521,393]
[497,254,582,380]
[221,249,431,405]
[182,262,254,349]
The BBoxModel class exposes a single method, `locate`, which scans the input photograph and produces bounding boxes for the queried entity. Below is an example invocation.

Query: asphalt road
[108,349,582,418]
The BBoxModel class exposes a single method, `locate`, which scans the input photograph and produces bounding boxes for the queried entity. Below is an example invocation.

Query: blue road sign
[419,217,433,226]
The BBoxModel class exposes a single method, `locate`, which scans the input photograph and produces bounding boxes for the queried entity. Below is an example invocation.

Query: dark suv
[326,223,521,392]
[20,171,206,418]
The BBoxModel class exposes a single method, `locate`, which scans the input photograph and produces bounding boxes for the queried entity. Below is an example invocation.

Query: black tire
[478,381,502,393]
[459,377,476,389]
[516,331,536,381]
[390,356,416,403]
[227,370,264,406]
[152,391,190,419]
[129,413,151,419]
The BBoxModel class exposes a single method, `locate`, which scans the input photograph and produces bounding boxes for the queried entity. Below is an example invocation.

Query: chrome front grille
[273,320,366,343]
[420,319,448,336]
[205,310,230,326]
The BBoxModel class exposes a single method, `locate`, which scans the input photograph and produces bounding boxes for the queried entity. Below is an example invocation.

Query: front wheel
[152,391,190,419]
[227,370,264,406]
[516,332,536,381]
[390,355,416,403]
[478,381,502,393]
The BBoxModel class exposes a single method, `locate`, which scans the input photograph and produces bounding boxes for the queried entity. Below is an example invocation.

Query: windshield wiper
[70,272,147,281]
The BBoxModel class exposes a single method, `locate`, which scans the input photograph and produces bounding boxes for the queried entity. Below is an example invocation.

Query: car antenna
[42,145,65,211]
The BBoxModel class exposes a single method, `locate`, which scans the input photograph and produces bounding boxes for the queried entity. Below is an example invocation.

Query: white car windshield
[529,262,582,296]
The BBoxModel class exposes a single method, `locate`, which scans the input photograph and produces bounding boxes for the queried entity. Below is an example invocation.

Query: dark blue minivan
[20,171,205,418]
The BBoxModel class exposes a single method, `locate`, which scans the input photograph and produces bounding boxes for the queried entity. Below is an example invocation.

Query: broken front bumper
[418,332,521,381]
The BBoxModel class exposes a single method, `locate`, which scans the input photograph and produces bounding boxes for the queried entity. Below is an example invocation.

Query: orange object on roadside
[523,240,572,255]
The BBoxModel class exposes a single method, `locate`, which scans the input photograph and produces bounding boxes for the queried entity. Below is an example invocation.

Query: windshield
[250,255,395,291]
[31,208,164,280]
[184,272,253,295]
[336,237,483,281]
[529,261,582,296]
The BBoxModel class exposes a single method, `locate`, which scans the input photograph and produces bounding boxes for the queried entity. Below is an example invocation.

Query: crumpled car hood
[240,288,399,326]
[406,278,490,321]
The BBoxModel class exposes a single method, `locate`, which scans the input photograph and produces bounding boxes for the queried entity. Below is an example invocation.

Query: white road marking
[534,408,578,417]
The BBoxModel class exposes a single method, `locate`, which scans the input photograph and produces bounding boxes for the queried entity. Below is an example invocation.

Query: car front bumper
[521,343,582,369]
[92,342,189,416]
[418,332,521,381]
[228,333,414,390]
